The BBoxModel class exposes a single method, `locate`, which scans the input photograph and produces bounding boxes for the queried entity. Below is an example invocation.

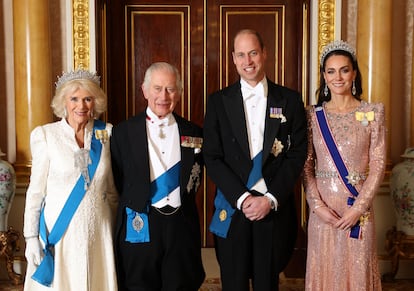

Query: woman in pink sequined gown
[303,40,386,291]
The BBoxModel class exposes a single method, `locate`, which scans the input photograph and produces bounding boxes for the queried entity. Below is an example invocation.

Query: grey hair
[142,62,183,93]
[51,78,107,119]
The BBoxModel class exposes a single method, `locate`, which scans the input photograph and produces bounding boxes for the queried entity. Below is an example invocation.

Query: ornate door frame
[66,0,341,103]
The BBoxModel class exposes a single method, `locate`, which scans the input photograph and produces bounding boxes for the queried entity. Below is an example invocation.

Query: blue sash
[315,107,361,239]
[209,152,263,238]
[150,162,181,204]
[125,162,181,243]
[32,120,106,286]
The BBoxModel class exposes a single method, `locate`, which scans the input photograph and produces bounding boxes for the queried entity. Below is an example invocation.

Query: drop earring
[352,80,356,96]
[324,84,329,97]
[64,108,67,118]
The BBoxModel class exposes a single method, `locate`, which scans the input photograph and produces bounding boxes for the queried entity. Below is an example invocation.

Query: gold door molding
[309,0,339,105]
[317,0,337,62]
[73,0,91,70]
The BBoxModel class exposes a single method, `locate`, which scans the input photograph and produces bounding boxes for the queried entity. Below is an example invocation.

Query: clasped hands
[315,206,362,231]
[241,194,272,221]
[25,237,44,266]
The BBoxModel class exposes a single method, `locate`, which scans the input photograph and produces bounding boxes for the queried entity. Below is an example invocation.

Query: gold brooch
[355,111,374,126]
[95,129,108,144]
[359,213,370,226]
[219,209,227,222]
[271,139,284,157]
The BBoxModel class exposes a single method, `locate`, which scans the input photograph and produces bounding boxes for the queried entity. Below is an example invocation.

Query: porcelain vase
[390,147,414,236]
[0,149,16,232]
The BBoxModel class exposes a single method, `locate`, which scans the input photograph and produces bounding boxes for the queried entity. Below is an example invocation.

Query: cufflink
[265,196,276,210]
[269,199,276,210]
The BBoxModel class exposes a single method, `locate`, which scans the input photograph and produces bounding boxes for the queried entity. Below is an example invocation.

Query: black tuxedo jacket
[203,79,307,272]
[110,111,203,242]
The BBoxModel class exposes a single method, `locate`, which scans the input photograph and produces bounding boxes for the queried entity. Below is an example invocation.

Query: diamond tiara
[320,40,356,66]
[55,68,101,89]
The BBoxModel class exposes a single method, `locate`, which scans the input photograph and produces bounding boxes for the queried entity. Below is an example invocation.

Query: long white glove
[25,237,43,266]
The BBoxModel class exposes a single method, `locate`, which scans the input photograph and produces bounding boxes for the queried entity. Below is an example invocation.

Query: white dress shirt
[146,108,181,208]
[237,77,278,210]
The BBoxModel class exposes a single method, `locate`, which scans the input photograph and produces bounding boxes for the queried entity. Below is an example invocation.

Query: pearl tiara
[55,68,101,89]
[320,40,357,66]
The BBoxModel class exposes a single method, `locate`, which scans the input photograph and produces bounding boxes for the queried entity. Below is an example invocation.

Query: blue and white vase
[390,148,414,236]
[0,148,16,232]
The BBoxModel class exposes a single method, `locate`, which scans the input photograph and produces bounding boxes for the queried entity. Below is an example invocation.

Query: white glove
[25,237,43,266]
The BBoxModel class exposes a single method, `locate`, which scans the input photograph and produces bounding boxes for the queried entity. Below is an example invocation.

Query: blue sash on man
[150,162,181,204]
[209,152,263,238]
[32,120,106,286]
[125,162,181,243]
[315,106,361,239]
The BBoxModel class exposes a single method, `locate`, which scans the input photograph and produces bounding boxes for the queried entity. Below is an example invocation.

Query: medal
[219,209,227,222]
[132,214,144,231]
[355,111,375,126]
[158,124,166,139]
[181,136,203,148]
[346,171,363,186]
[359,213,370,226]
[361,118,369,127]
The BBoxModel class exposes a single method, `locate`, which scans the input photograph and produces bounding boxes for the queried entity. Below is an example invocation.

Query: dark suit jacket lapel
[263,81,287,162]
[127,113,195,201]
[175,114,194,194]
[127,112,149,180]
[222,83,250,160]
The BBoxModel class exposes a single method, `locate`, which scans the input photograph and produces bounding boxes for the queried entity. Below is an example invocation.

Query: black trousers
[215,211,280,291]
[117,208,205,291]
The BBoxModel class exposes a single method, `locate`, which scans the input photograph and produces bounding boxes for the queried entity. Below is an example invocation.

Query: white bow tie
[157,118,168,127]
[148,116,169,127]
[242,84,264,99]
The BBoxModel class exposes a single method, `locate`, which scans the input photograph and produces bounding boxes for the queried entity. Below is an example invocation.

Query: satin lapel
[263,83,287,162]
[127,113,149,172]
[222,83,250,159]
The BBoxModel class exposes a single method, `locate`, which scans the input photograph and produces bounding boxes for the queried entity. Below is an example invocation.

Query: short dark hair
[233,29,264,52]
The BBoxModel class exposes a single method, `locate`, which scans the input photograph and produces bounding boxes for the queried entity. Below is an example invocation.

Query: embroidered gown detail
[23,119,118,291]
[304,101,385,291]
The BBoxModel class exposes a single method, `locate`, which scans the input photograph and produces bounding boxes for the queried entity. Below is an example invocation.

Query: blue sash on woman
[209,152,263,238]
[315,107,361,239]
[32,120,106,286]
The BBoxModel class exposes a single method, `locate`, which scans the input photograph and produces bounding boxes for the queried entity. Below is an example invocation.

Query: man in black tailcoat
[203,29,307,291]
[111,62,205,291]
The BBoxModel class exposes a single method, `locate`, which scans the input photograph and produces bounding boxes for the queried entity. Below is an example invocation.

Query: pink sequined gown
[303,101,386,291]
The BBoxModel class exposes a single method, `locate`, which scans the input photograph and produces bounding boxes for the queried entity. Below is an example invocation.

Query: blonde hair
[51,78,107,118]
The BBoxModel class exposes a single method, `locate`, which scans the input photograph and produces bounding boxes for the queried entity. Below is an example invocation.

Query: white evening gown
[23,119,118,291]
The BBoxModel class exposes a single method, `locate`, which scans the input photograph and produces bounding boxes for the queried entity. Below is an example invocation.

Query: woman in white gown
[23,69,118,291]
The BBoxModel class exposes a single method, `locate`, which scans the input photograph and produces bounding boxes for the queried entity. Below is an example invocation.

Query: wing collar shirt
[146,107,181,208]
[237,77,278,210]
